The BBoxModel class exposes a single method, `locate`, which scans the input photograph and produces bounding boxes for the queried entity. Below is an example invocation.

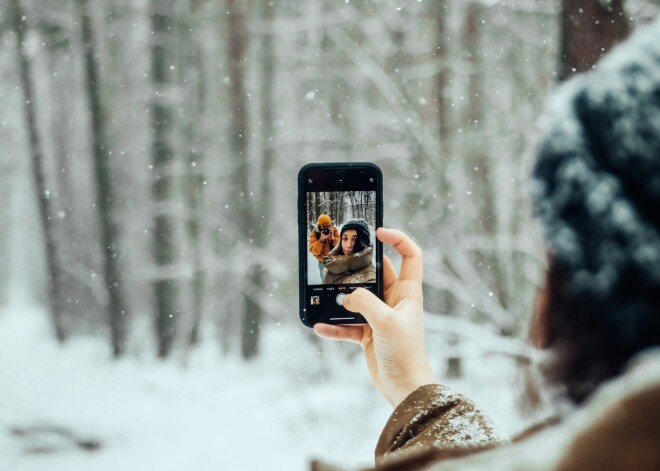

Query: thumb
[343,288,390,329]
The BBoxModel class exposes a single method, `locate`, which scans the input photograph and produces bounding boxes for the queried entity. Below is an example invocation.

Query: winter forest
[306,191,376,228]
[1,0,658,469]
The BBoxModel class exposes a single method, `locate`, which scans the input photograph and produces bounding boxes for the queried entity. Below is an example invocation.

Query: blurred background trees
[1,0,657,372]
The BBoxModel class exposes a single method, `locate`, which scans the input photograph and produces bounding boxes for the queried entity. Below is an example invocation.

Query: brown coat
[310,226,340,262]
[322,245,376,284]
[312,350,660,471]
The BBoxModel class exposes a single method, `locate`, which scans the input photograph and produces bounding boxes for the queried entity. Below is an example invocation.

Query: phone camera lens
[369,177,374,182]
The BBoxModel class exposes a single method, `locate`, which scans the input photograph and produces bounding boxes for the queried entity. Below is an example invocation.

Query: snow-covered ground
[0,305,539,471]
[307,251,323,284]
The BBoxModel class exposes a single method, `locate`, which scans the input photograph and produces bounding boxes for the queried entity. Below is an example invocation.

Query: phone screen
[298,163,383,327]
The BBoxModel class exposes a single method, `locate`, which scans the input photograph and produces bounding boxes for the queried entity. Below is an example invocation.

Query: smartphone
[298,163,383,327]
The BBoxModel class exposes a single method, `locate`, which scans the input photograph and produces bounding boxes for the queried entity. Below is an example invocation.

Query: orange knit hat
[317,214,332,226]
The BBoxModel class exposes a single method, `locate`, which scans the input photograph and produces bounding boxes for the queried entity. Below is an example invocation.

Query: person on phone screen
[322,218,376,284]
[312,19,660,471]
[309,214,339,280]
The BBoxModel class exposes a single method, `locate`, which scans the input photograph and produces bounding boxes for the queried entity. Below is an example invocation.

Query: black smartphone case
[298,162,384,327]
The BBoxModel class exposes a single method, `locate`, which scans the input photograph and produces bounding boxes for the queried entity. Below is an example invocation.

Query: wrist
[389,367,436,407]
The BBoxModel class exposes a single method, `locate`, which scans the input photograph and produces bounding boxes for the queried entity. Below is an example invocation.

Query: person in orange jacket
[309,214,339,281]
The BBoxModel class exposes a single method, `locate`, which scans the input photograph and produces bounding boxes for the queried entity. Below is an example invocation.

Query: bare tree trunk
[150,0,180,358]
[227,0,250,233]
[559,0,629,81]
[463,3,504,302]
[337,192,345,225]
[307,192,315,227]
[43,34,74,220]
[447,2,490,378]
[77,0,128,357]
[226,0,262,360]
[240,0,277,358]
[432,0,451,154]
[317,193,325,222]
[11,0,66,342]
[463,2,493,226]
[257,0,275,238]
[180,1,208,350]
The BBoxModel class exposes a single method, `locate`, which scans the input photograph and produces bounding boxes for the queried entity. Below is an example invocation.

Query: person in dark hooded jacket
[312,17,660,471]
[322,218,376,284]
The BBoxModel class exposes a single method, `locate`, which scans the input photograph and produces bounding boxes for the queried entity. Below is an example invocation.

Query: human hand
[313,228,436,407]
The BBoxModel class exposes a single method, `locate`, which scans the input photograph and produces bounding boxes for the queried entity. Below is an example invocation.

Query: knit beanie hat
[531,18,660,339]
[317,214,332,226]
[340,218,371,248]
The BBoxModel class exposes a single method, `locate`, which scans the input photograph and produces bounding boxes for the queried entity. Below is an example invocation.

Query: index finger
[376,227,423,283]
[382,255,397,291]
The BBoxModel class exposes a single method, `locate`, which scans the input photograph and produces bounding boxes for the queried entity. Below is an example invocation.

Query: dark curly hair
[532,20,660,404]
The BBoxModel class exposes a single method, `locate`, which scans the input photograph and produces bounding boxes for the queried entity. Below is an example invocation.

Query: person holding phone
[322,218,376,284]
[313,18,660,471]
[309,214,339,279]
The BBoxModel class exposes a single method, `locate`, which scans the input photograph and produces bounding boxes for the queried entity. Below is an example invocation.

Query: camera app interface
[306,190,377,311]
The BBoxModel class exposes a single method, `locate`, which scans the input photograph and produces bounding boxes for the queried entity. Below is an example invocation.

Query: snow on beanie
[531,18,660,335]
